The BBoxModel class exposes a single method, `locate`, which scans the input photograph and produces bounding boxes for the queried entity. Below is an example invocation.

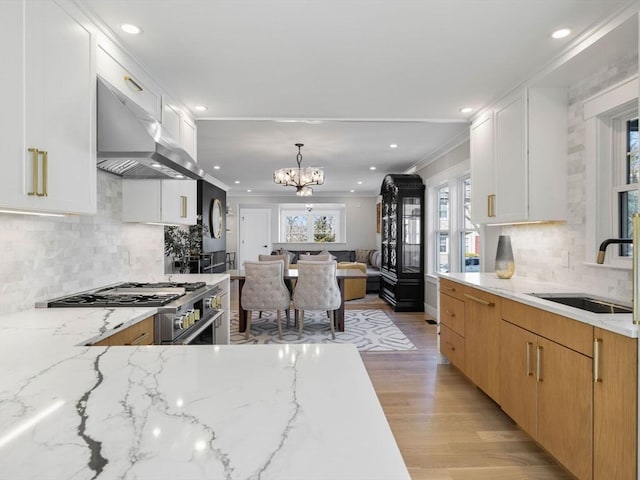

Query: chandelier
[273,143,324,196]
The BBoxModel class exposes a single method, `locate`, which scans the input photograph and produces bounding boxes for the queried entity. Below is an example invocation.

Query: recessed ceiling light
[246,189,252,193]
[175,174,185,179]
[459,107,473,114]
[369,166,376,171]
[194,105,208,112]
[357,181,363,185]
[213,165,220,170]
[551,28,571,39]
[350,189,355,193]
[234,180,240,184]
[151,163,162,168]
[389,144,398,149]
[121,23,142,35]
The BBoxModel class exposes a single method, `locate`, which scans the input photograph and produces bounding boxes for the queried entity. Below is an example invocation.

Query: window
[427,164,479,275]
[279,204,346,243]
[461,176,480,272]
[616,117,639,257]
[435,185,449,273]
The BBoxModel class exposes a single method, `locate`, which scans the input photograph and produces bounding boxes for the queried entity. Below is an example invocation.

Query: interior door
[239,208,271,268]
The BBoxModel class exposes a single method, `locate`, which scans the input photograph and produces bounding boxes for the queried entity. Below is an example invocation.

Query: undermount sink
[528,293,632,314]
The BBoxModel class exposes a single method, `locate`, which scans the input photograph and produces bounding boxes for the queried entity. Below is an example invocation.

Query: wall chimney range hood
[96,78,204,180]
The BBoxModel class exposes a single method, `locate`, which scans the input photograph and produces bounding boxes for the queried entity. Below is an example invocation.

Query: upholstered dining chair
[241,260,291,340]
[292,260,341,340]
[258,254,293,324]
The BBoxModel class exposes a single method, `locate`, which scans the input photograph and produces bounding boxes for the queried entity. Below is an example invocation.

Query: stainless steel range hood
[97,78,204,180]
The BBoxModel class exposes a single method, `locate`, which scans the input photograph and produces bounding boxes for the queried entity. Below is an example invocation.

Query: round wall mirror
[210,198,223,238]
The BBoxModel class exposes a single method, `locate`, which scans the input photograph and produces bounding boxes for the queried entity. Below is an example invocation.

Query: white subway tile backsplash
[0,171,164,314]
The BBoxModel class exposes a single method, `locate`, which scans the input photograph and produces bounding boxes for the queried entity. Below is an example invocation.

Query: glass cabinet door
[401,197,421,273]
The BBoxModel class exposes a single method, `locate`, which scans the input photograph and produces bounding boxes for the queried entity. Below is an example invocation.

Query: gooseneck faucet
[596,238,632,264]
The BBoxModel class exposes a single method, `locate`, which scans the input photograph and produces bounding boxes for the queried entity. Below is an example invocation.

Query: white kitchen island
[0,306,409,479]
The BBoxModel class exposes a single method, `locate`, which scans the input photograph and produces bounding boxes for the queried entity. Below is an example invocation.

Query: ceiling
[80,0,634,196]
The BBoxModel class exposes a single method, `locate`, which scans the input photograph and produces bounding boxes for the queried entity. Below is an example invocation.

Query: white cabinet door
[123,179,196,225]
[470,113,494,224]
[494,93,527,223]
[181,114,197,160]
[0,0,95,215]
[162,100,182,144]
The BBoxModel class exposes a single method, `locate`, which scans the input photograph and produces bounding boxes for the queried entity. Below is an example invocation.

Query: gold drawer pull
[442,285,456,292]
[594,338,602,383]
[124,75,143,92]
[525,342,533,376]
[536,346,543,382]
[445,310,455,317]
[40,150,48,197]
[28,148,39,196]
[180,195,187,218]
[464,293,494,306]
[445,341,455,352]
[127,332,150,346]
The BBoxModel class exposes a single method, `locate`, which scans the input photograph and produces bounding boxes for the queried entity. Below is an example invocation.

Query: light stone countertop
[0,275,409,479]
[439,273,639,338]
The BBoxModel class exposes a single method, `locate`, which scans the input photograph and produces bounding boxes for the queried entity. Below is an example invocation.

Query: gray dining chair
[292,260,341,339]
[241,260,291,340]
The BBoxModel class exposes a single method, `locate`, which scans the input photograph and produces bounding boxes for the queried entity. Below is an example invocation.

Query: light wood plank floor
[230,284,573,479]
[352,296,574,480]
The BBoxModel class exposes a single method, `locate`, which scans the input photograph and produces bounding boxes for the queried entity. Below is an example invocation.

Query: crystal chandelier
[273,143,324,196]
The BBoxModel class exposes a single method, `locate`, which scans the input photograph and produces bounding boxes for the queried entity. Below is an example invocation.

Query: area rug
[230,309,416,352]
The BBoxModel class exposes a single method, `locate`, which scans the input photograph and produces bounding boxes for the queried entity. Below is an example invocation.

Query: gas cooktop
[44,281,208,308]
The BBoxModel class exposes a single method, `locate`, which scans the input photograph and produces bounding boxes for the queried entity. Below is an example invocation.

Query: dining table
[228,267,368,332]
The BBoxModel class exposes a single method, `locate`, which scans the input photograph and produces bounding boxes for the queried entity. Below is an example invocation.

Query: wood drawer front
[440,294,465,336]
[100,316,154,346]
[502,299,593,357]
[97,47,161,120]
[439,278,465,301]
[441,324,464,370]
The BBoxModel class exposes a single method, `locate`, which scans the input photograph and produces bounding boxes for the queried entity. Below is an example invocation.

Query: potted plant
[164,221,209,273]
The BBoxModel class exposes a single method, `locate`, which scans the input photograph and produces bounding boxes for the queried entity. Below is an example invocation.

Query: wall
[225,195,379,254]
[198,179,227,254]
[0,171,164,314]
[502,49,638,303]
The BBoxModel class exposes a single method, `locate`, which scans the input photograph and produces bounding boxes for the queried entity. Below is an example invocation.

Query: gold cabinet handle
[124,75,143,92]
[444,310,455,317]
[594,338,602,383]
[39,150,48,197]
[442,285,456,293]
[463,293,494,306]
[526,341,533,376]
[488,194,496,217]
[127,332,150,346]
[536,345,543,382]
[180,195,187,218]
[444,341,455,352]
[27,148,39,196]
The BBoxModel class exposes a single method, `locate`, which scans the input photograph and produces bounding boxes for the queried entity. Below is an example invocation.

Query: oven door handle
[173,310,223,345]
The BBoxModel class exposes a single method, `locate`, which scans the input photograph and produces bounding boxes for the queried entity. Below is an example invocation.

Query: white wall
[225,195,379,254]
[0,171,165,314]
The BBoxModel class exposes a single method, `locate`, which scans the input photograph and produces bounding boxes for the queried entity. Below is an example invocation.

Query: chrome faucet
[596,238,632,264]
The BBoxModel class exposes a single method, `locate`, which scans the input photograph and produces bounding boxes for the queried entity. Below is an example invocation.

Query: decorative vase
[495,235,515,279]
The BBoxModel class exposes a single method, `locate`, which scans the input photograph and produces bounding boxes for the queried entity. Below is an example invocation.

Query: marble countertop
[440,273,639,338]
[0,276,409,479]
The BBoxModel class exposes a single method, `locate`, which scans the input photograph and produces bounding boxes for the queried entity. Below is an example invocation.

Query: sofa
[271,248,382,294]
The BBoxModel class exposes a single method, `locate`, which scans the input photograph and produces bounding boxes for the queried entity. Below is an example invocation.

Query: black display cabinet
[379,174,425,311]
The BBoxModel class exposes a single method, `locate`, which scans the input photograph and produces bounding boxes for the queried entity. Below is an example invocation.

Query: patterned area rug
[230,309,416,352]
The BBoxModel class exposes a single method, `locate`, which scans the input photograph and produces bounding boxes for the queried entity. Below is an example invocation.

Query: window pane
[437,232,449,273]
[284,215,308,242]
[462,231,480,272]
[312,214,336,243]
[619,190,639,256]
[438,186,449,230]
[463,177,474,230]
[627,118,639,185]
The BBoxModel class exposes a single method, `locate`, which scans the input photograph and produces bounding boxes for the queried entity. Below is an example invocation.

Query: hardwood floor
[354,298,574,480]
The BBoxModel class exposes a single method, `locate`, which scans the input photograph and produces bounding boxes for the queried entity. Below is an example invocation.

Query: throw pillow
[355,249,371,264]
[299,254,331,261]
[318,250,337,260]
[370,250,382,269]
[276,248,295,265]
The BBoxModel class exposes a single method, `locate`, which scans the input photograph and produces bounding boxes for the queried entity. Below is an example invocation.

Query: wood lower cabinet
[93,316,154,346]
[463,287,501,402]
[593,328,637,480]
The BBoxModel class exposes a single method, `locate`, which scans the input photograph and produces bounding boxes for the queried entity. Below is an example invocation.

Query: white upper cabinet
[181,113,198,161]
[0,0,96,215]
[470,87,567,224]
[97,45,161,121]
[122,179,197,225]
[161,97,198,161]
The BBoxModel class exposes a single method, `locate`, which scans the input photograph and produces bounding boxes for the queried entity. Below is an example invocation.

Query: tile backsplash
[502,50,637,303]
[0,171,164,314]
